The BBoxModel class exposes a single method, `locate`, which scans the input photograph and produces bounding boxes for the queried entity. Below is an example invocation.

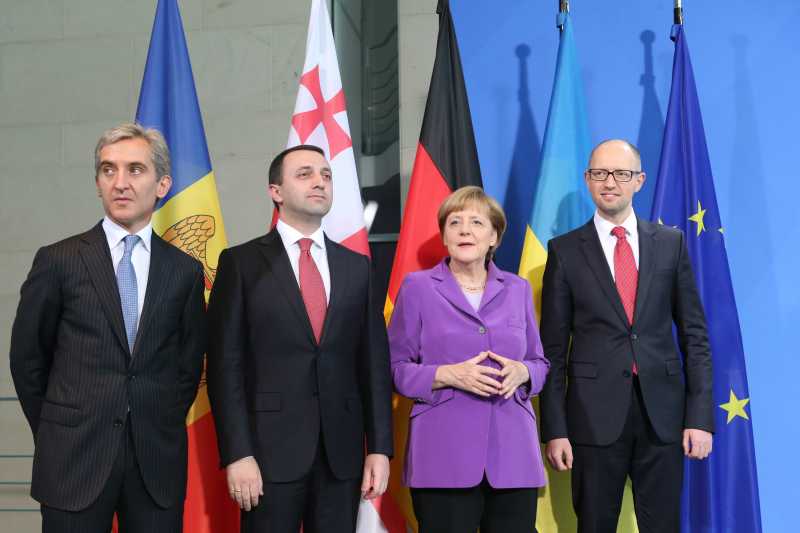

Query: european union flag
[652,23,762,533]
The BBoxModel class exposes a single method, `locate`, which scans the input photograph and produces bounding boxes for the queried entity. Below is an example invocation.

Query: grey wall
[0,0,436,529]
[398,0,437,207]
[0,0,310,528]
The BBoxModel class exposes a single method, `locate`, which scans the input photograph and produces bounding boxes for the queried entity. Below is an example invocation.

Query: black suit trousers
[411,478,538,533]
[41,418,182,533]
[241,434,360,533]
[571,378,683,533]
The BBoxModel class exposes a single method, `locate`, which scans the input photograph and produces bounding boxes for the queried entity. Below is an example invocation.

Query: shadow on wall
[635,29,665,219]
[495,44,542,272]
[726,35,776,303]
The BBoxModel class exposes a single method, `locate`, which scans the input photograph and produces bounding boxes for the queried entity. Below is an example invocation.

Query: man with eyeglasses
[539,139,713,532]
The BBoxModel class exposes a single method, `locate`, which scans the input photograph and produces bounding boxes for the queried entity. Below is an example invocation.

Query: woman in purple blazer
[388,186,550,533]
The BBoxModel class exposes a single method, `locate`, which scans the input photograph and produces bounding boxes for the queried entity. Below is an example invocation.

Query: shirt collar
[102,216,153,252]
[593,210,637,238]
[276,219,325,250]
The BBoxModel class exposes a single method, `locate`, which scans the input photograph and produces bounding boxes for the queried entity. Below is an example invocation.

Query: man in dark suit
[206,145,393,533]
[540,140,714,532]
[10,123,206,533]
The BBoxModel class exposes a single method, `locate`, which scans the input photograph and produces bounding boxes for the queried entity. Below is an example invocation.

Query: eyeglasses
[586,169,641,183]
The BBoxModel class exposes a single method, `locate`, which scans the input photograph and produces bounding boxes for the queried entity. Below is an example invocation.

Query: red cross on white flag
[288,0,369,257]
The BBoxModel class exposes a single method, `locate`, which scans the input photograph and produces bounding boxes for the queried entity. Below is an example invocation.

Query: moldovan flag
[136,1,238,532]
[383,0,482,530]
[286,0,368,256]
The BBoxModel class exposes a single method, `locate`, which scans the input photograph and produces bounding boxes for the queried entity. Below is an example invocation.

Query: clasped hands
[434,351,529,399]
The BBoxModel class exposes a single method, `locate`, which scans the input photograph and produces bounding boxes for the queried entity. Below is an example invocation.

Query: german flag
[383,0,482,528]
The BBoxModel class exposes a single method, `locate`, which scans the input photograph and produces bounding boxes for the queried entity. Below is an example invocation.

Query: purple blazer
[388,259,550,488]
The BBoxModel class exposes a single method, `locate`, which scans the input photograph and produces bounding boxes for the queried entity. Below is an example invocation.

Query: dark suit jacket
[539,218,713,446]
[206,230,393,483]
[9,222,206,511]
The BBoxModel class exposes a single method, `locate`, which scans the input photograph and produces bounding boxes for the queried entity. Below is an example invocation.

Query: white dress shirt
[593,210,639,281]
[102,216,152,327]
[276,219,331,302]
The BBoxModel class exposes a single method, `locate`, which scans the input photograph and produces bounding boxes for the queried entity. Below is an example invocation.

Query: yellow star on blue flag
[720,389,750,424]
[650,22,761,531]
[688,200,707,236]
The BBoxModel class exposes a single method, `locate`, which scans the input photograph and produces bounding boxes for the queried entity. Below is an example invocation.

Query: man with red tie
[539,140,714,533]
[206,145,393,533]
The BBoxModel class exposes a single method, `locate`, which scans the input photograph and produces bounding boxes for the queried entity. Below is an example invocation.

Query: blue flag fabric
[652,24,762,533]
[136,0,213,206]
[518,11,594,314]
[528,11,593,244]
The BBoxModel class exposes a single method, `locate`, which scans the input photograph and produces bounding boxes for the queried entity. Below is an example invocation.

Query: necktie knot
[298,238,313,254]
[123,234,140,255]
[611,226,627,241]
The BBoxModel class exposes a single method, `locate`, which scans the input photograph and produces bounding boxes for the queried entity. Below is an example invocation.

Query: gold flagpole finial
[674,0,684,25]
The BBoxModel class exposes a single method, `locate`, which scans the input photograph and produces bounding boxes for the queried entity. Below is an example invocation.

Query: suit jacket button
[622,370,632,378]
[630,333,638,340]
[478,326,486,334]
[113,419,124,428]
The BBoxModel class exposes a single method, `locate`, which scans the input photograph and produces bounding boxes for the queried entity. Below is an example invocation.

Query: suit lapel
[320,237,346,346]
[132,233,170,358]
[79,223,130,354]
[578,220,630,329]
[257,231,317,346]
[632,218,656,325]
[477,262,506,313]
[432,261,482,322]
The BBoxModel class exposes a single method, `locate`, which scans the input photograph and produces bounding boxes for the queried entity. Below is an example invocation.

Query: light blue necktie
[117,235,140,352]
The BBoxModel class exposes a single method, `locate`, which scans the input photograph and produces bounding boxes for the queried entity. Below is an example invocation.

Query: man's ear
[156,174,173,199]
[268,183,282,206]
[634,172,646,193]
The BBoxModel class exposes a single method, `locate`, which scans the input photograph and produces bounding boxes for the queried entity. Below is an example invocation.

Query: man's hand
[434,351,502,397]
[487,351,530,399]
[361,454,390,500]
[683,429,713,460]
[545,438,574,471]
[226,455,263,511]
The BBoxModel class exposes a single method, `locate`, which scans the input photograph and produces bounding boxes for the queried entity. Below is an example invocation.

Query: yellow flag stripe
[152,171,228,427]
[518,225,548,320]
[519,225,640,533]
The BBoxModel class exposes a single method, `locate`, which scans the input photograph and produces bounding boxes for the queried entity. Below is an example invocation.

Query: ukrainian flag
[517,11,593,318]
[517,11,639,532]
[136,1,236,531]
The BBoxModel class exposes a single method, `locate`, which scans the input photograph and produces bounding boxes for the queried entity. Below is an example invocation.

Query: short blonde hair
[437,186,507,258]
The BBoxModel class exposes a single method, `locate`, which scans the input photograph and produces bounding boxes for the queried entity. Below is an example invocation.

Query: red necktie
[298,238,327,343]
[612,226,639,374]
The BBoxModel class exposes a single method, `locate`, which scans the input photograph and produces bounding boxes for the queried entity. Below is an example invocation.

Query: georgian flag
[287,0,370,257]
[286,1,408,532]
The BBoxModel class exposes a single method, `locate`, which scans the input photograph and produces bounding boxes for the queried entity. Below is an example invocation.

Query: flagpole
[558,0,569,31]
[674,0,683,25]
